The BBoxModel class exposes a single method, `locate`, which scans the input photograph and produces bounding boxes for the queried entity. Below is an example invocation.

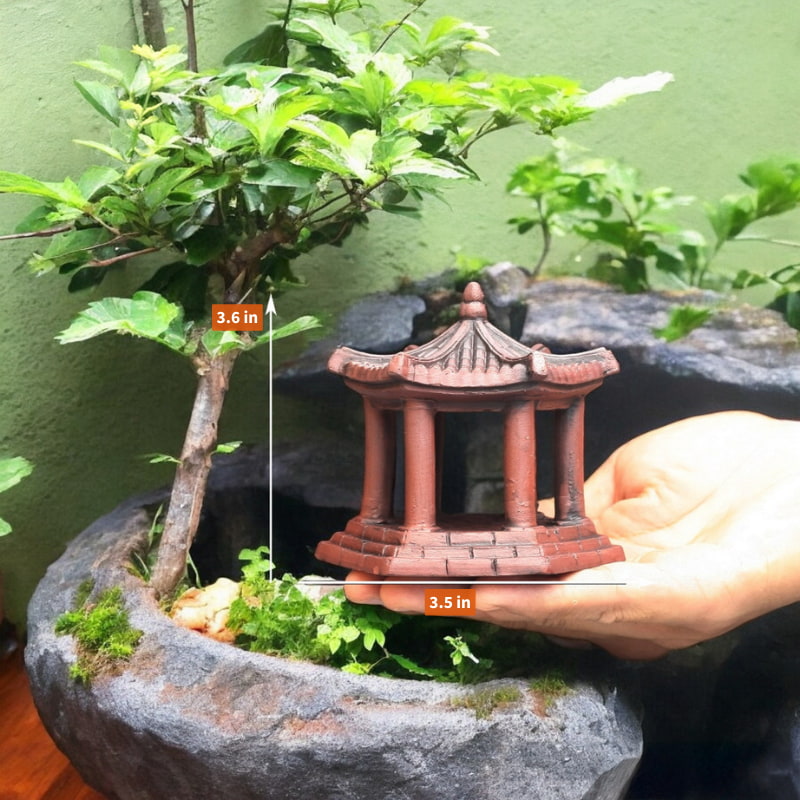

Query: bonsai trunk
[151,349,240,598]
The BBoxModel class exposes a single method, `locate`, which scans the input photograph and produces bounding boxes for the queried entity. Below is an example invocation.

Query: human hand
[345,411,800,659]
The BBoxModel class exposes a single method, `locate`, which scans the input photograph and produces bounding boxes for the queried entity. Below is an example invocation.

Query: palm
[347,412,800,659]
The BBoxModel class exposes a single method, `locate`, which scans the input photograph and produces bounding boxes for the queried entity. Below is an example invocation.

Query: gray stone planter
[26,473,642,800]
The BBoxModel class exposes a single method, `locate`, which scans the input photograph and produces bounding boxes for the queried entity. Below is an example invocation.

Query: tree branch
[0,225,73,241]
[87,247,160,267]
[181,0,207,137]
[138,0,167,49]
[375,0,427,54]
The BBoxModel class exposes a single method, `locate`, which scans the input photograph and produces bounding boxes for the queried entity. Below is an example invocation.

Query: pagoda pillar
[360,399,395,522]
[554,397,586,522]
[504,400,538,528]
[403,398,437,529]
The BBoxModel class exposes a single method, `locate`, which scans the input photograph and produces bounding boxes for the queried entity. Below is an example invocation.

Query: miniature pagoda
[314,281,625,576]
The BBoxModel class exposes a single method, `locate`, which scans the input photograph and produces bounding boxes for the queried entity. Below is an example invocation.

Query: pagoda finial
[460,281,487,320]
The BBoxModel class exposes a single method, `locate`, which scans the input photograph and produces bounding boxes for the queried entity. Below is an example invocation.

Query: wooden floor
[0,642,105,800]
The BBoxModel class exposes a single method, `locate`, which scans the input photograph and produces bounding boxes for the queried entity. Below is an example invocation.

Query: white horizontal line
[300,580,625,586]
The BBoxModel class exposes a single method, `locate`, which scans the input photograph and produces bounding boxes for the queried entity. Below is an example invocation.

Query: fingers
[343,571,383,604]
[344,572,430,611]
[345,561,712,660]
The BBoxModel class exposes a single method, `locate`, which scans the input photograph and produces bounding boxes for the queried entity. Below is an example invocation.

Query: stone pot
[25,460,642,800]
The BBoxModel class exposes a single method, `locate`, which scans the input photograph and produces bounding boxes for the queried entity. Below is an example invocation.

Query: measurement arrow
[266,294,276,583]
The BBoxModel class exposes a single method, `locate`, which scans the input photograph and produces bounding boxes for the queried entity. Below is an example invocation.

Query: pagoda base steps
[315,513,625,577]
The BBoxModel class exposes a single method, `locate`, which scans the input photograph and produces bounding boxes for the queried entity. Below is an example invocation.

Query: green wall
[1,0,799,625]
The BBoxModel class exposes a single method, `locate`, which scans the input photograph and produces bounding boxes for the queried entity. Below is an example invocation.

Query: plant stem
[0,225,73,241]
[531,200,551,279]
[181,0,207,138]
[87,247,160,268]
[375,0,426,53]
[733,234,800,249]
[151,348,240,598]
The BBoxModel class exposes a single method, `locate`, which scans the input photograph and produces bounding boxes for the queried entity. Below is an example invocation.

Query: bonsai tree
[0,0,670,598]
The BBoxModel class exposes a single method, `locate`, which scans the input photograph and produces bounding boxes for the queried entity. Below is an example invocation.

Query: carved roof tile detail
[327,281,619,391]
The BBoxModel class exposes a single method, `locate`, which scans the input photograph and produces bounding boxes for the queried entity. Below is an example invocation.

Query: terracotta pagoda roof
[328,281,619,390]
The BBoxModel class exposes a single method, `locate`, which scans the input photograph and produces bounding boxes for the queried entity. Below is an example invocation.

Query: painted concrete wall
[1,0,798,623]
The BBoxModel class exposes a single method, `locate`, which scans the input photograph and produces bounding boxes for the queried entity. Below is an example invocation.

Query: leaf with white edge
[0,457,34,494]
[0,519,11,537]
[57,292,188,352]
[577,71,674,109]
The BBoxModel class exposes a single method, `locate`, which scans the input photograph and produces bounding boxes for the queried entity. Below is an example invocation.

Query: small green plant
[508,140,699,290]
[450,684,523,719]
[227,546,548,682]
[653,304,715,342]
[509,143,800,330]
[55,583,143,684]
[0,456,33,536]
[529,670,571,710]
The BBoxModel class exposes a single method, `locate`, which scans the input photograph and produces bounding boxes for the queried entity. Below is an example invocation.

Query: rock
[275,292,426,392]
[515,278,800,475]
[481,261,531,337]
[261,273,800,799]
[520,278,800,397]
[171,577,240,643]
[702,605,800,800]
[26,467,643,800]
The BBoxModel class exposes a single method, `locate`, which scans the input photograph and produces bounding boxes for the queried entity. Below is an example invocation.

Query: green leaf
[57,291,188,352]
[784,291,800,330]
[138,261,209,319]
[73,139,127,163]
[141,167,200,210]
[200,329,246,357]
[243,160,320,190]
[74,79,121,123]
[76,166,121,200]
[707,195,756,244]
[288,16,362,65]
[145,453,181,465]
[0,171,76,203]
[653,305,714,342]
[215,441,242,454]
[77,46,142,92]
[388,653,444,679]
[67,266,113,293]
[0,457,34,494]
[223,23,289,67]
[43,227,113,263]
[251,315,322,348]
[12,205,55,234]
[0,519,11,537]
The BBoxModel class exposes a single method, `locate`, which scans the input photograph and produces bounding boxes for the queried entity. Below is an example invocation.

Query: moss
[451,685,523,719]
[55,584,143,684]
[530,671,571,713]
